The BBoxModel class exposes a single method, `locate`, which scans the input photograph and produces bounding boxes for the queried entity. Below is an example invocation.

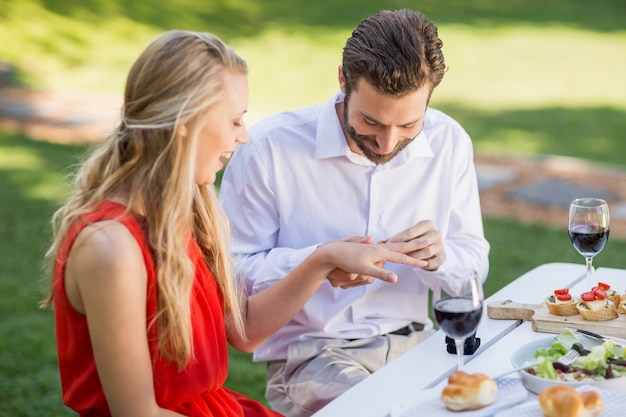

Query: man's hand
[382,220,445,271]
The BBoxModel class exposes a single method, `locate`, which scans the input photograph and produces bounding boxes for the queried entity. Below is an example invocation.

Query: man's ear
[338,65,347,93]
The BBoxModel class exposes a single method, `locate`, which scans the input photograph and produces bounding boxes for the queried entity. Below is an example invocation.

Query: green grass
[2,1,626,114]
[3,1,625,167]
[441,105,626,167]
[2,0,626,414]
[0,133,81,416]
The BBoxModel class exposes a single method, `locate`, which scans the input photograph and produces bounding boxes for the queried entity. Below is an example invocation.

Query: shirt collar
[314,91,434,167]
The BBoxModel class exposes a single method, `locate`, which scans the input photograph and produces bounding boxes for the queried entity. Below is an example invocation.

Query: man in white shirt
[220,9,490,417]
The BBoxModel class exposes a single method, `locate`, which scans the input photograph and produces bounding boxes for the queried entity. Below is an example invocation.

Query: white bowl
[511,336,626,395]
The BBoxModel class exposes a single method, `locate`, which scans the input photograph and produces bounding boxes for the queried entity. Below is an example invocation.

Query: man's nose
[376,129,398,153]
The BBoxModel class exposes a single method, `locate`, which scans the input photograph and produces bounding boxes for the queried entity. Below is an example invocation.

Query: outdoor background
[1,0,626,415]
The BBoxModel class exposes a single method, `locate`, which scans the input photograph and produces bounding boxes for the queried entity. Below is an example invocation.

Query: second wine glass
[432,268,484,371]
[568,198,610,289]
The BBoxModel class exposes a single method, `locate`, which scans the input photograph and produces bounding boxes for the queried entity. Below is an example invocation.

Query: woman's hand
[232,235,428,350]
[322,235,428,289]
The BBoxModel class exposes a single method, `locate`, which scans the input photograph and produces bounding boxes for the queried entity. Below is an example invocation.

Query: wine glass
[432,267,484,371]
[568,198,610,289]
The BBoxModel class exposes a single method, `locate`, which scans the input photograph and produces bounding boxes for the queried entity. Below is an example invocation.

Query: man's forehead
[348,81,429,124]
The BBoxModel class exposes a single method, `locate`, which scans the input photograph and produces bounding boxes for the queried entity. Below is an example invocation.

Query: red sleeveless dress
[53,200,282,417]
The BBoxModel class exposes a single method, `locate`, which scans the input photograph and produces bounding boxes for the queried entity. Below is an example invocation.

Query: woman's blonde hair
[42,30,247,369]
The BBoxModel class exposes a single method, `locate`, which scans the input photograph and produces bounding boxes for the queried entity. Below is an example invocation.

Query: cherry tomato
[581,292,596,302]
[592,287,607,300]
[597,282,611,291]
[554,288,569,295]
[555,293,572,302]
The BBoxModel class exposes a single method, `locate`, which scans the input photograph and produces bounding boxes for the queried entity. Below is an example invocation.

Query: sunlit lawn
[2,1,626,164]
[2,0,626,415]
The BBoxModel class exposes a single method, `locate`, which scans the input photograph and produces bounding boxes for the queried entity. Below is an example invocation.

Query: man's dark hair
[342,9,446,97]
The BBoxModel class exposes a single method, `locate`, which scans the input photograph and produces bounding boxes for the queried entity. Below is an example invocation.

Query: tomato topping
[592,287,607,300]
[597,282,611,291]
[554,288,569,295]
[581,292,596,302]
[555,293,572,301]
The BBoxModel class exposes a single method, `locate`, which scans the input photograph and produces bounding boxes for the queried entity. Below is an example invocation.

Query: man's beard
[343,99,415,165]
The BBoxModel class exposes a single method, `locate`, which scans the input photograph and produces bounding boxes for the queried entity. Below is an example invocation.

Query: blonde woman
[41,30,426,417]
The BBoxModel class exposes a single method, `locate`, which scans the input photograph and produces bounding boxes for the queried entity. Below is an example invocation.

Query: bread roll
[576,299,618,321]
[597,283,620,309]
[606,292,621,310]
[441,371,497,411]
[538,385,603,417]
[545,295,580,316]
[619,295,626,314]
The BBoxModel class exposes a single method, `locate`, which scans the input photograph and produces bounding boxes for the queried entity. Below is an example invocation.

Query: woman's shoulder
[70,220,145,278]
[64,220,147,314]
[77,219,139,254]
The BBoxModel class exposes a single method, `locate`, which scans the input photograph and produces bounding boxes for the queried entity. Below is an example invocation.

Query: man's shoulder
[249,103,323,138]
[424,107,470,138]
[424,107,463,128]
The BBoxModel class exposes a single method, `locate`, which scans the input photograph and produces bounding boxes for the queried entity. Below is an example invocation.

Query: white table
[313,263,626,417]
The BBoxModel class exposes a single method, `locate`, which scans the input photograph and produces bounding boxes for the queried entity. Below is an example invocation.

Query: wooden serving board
[487,300,626,339]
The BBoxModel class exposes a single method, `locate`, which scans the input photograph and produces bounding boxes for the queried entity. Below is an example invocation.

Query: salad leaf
[574,340,625,372]
[535,357,559,380]
[533,330,578,362]
[529,331,626,382]
[603,340,625,361]
[573,344,609,373]
[554,331,580,350]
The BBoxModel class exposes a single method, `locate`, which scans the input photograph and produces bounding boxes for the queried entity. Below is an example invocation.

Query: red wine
[569,224,609,257]
[433,297,483,339]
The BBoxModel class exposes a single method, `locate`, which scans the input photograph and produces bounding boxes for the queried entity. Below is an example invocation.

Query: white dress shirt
[219,91,490,361]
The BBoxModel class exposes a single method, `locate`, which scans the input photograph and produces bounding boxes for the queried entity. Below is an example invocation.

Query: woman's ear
[178,124,188,138]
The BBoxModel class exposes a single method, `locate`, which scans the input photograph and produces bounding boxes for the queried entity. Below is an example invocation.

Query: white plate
[495,385,626,417]
[391,377,527,417]
[511,336,626,395]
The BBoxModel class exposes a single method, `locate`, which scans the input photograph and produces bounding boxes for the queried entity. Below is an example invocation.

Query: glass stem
[455,338,464,370]
[586,257,593,288]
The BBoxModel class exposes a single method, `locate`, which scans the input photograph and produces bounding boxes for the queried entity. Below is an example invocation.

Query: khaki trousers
[265,330,434,417]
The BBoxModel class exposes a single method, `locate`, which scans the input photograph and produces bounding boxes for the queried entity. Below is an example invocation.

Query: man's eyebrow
[399,118,421,127]
[360,112,421,127]
[359,112,379,123]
